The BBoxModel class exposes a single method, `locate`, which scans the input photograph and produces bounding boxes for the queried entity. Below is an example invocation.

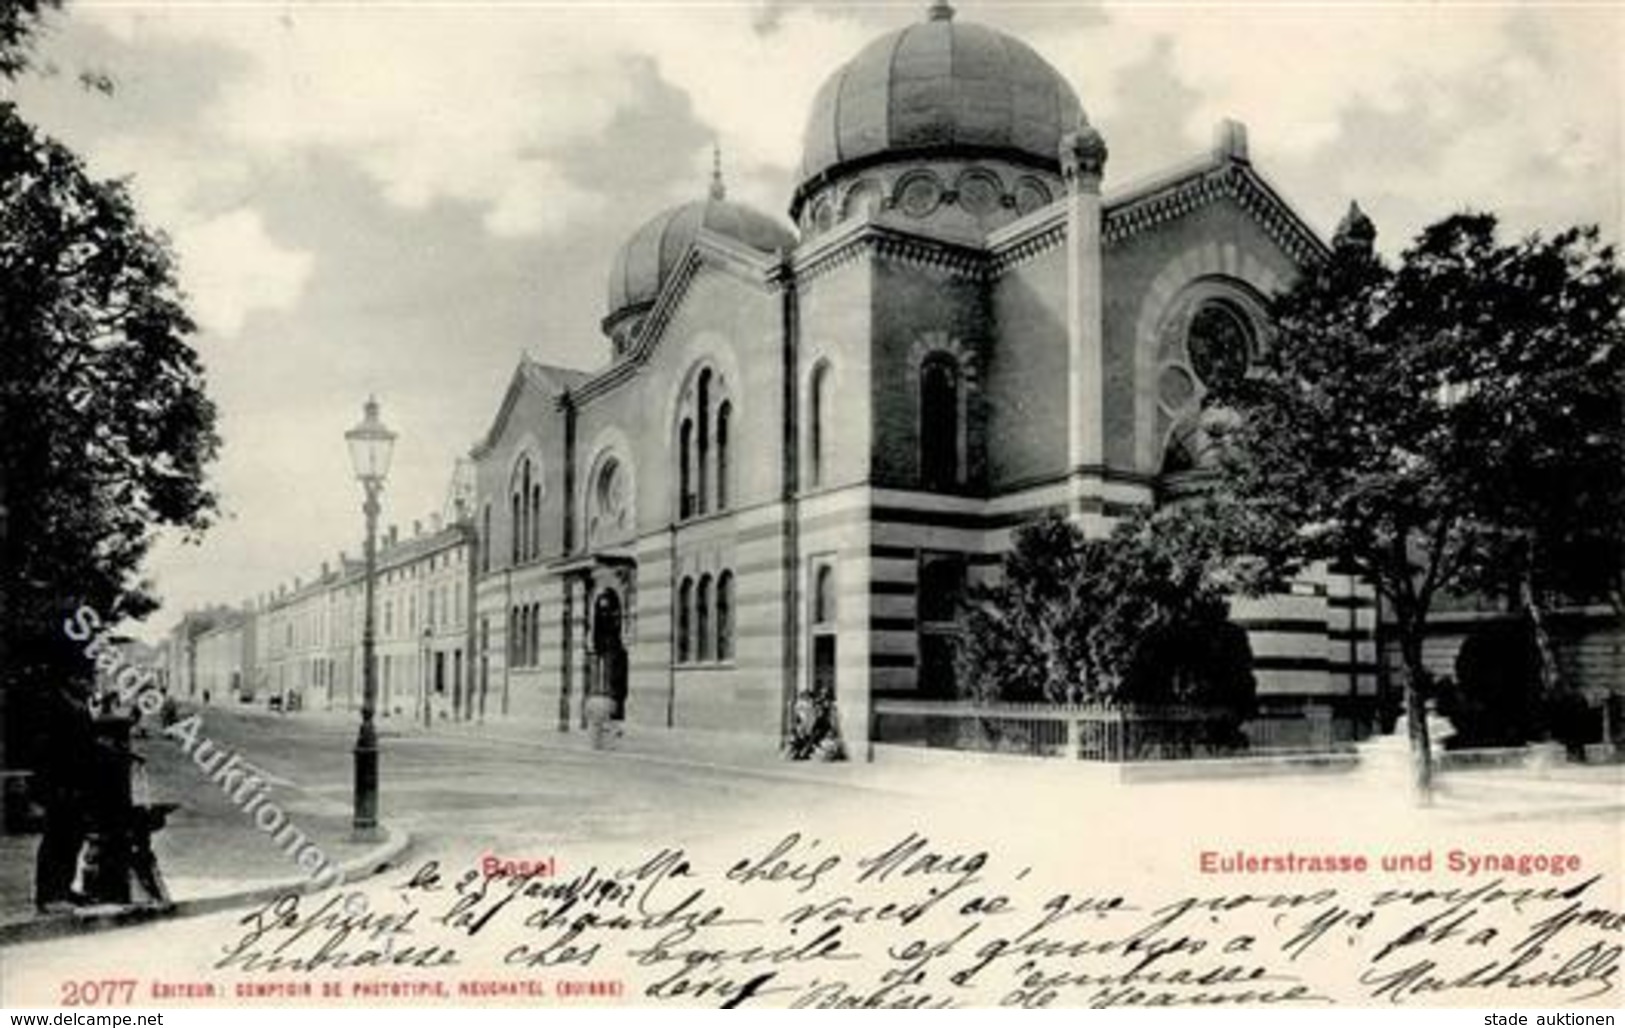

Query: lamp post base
[352,730,381,843]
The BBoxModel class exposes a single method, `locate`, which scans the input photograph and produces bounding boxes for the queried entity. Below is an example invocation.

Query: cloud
[173,208,314,337]
[78,3,866,240]
[1027,3,1620,242]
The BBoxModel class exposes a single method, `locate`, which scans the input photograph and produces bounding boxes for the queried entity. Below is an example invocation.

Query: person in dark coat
[33,679,97,913]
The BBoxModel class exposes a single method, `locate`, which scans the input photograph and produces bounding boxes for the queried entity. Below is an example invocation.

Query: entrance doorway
[593,589,628,720]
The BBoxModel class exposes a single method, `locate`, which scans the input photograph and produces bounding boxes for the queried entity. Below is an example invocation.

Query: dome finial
[926,0,955,22]
[709,141,726,201]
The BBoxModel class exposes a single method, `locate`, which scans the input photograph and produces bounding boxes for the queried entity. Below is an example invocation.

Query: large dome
[792,1,1084,220]
[604,173,795,346]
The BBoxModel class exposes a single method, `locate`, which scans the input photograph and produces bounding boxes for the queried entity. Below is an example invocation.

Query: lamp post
[345,396,396,843]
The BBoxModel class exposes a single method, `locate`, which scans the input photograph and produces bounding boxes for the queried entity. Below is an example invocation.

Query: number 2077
[59,979,138,1006]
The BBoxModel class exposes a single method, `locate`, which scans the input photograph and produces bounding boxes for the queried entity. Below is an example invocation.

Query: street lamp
[345,395,396,842]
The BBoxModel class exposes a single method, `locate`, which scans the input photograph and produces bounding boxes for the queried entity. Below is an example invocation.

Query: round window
[896,173,944,219]
[1186,302,1252,392]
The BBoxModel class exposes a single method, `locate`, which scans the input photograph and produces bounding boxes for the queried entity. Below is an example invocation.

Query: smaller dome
[605,163,795,341]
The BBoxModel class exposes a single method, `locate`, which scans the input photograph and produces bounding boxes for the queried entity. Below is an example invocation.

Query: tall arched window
[511,457,536,563]
[529,604,541,667]
[809,361,830,488]
[696,370,712,516]
[677,577,693,663]
[481,503,492,573]
[679,419,694,519]
[920,354,960,490]
[813,564,836,627]
[715,401,731,511]
[716,571,734,662]
[520,460,532,561]
[507,605,518,665]
[696,575,713,662]
[510,493,521,565]
[529,483,542,558]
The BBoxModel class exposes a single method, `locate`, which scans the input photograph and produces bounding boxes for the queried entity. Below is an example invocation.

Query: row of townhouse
[165,515,484,723]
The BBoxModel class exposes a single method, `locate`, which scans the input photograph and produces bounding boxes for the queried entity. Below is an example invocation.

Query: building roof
[604,179,794,334]
[793,2,1084,218]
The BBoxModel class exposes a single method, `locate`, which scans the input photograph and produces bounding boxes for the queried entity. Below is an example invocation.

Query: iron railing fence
[869,699,1357,762]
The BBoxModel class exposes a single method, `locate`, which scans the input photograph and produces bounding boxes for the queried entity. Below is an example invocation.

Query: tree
[2,18,220,772]
[1,1,58,79]
[956,503,1269,716]
[1207,205,1624,800]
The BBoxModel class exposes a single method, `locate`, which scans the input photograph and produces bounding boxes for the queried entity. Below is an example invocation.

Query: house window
[920,353,960,490]
[677,577,693,663]
[696,574,713,662]
[716,571,734,662]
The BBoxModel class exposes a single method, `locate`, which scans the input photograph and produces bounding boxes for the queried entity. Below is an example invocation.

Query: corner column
[1061,120,1110,533]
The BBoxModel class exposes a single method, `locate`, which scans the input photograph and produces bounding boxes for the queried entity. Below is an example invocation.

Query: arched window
[716,571,734,662]
[509,493,521,565]
[481,503,492,573]
[529,604,541,667]
[679,419,694,519]
[529,483,542,558]
[813,564,836,627]
[920,354,960,490]
[520,459,532,561]
[809,361,830,488]
[696,574,713,662]
[715,401,731,512]
[677,577,693,663]
[510,456,535,564]
[696,370,712,516]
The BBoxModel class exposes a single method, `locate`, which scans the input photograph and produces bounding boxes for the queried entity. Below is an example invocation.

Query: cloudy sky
[7,0,1620,641]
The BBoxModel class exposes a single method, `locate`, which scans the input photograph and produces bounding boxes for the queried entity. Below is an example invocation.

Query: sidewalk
[412,707,1625,825]
[0,716,409,946]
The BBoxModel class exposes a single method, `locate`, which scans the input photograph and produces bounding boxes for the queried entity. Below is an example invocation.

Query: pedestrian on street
[33,678,98,913]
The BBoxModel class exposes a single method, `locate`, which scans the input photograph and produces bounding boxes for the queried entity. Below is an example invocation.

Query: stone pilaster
[1061,121,1109,529]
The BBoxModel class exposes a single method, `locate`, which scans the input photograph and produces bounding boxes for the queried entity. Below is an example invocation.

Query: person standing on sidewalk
[32,678,97,913]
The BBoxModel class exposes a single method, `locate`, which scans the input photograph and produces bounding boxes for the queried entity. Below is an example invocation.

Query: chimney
[431,513,443,533]
[320,561,329,577]
[387,524,399,546]
[413,519,423,537]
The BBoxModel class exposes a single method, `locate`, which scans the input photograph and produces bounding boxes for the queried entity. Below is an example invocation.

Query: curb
[430,719,902,796]
[0,824,412,948]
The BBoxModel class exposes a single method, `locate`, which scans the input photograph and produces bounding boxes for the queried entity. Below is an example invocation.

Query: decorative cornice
[1104,160,1328,266]
[793,221,991,286]
[988,206,1067,274]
